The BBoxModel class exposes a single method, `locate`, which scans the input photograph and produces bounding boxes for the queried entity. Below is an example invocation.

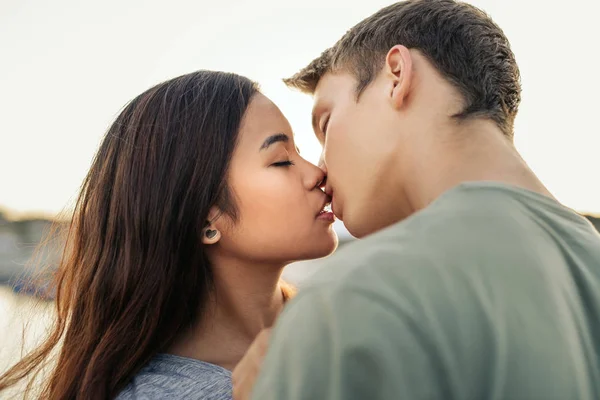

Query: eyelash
[271,160,295,167]
[322,117,330,136]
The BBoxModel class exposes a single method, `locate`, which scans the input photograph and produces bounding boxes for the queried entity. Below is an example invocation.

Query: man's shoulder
[308,184,560,290]
[299,226,456,319]
[300,208,537,320]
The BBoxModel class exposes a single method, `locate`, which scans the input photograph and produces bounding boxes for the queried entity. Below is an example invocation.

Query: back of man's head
[285,0,521,137]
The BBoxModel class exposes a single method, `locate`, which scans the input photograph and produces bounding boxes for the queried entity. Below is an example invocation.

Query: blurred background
[1,0,599,393]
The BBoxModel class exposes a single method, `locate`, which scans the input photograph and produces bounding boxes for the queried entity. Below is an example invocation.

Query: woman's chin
[302,232,339,260]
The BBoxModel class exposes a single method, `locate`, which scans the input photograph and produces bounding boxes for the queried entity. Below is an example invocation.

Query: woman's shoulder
[116,354,232,400]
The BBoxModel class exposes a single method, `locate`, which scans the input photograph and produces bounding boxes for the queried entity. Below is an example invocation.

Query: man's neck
[403,120,553,215]
[169,256,285,370]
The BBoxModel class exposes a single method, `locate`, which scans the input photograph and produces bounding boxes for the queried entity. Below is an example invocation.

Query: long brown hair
[0,71,259,399]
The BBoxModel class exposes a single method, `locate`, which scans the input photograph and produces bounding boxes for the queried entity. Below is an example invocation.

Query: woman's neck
[169,257,286,370]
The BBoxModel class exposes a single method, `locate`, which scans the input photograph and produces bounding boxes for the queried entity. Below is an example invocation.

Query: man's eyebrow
[260,133,289,151]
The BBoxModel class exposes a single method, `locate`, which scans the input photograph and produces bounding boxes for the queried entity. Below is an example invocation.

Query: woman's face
[211,93,338,264]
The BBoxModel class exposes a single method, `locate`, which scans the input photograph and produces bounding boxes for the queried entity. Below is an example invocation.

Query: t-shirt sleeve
[251,285,447,400]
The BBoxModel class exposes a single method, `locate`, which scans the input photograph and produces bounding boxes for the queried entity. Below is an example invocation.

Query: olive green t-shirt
[253,182,600,400]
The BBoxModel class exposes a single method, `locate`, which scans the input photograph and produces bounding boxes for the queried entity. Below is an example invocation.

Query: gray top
[116,354,232,400]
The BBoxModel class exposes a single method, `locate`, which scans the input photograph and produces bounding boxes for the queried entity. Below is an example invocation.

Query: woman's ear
[202,206,222,245]
[202,225,221,245]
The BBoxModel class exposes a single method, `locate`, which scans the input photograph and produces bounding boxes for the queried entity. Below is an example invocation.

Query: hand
[232,328,272,400]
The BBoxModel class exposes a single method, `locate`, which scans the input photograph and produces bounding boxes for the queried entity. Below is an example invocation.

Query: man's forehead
[311,71,354,119]
[314,71,355,101]
[311,72,336,115]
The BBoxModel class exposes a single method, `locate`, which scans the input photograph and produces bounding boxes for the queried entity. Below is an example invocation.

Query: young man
[233,1,600,398]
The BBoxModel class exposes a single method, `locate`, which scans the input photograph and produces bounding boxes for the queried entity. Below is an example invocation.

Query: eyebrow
[260,133,289,151]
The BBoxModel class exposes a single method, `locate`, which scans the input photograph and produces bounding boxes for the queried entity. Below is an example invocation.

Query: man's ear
[385,45,413,110]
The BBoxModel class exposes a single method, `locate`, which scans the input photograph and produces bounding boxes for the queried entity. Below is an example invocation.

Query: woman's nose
[305,160,327,191]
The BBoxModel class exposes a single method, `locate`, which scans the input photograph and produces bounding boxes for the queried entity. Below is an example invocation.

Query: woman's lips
[317,210,335,222]
[317,202,334,222]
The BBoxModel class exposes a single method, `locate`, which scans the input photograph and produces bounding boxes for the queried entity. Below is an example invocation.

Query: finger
[255,328,272,355]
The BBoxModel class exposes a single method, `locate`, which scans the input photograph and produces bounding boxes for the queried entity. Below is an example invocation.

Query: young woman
[0,70,337,399]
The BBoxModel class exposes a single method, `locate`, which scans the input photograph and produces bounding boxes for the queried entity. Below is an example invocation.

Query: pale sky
[1,0,599,221]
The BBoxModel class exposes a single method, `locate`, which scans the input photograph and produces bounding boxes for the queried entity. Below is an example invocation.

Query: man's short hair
[284,0,521,137]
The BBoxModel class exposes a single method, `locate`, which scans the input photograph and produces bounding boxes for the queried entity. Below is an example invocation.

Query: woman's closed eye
[271,160,295,167]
